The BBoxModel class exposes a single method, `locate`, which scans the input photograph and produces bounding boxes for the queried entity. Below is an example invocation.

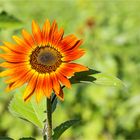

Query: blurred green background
[0,0,140,140]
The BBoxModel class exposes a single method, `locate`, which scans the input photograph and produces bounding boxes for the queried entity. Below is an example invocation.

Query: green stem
[43,98,52,140]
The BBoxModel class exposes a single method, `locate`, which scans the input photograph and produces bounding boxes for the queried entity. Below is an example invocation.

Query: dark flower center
[30,46,62,73]
[37,48,58,66]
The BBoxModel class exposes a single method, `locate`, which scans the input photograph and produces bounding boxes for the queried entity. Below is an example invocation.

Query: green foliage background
[0,0,140,140]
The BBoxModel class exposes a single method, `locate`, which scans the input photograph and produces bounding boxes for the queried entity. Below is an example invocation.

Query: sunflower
[0,20,88,102]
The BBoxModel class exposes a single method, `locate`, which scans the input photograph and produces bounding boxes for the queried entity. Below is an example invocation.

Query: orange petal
[49,20,58,43]
[0,53,29,62]
[0,62,29,68]
[59,34,78,51]
[0,63,30,78]
[52,28,64,46]
[64,63,88,72]
[3,41,29,54]
[57,63,88,78]
[42,19,51,45]
[62,49,85,62]
[0,69,14,77]
[23,71,38,102]
[22,29,35,47]
[6,70,35,92]
[56,88,64,101]
[43,74,52,98]
[56,72,71,88]
[68,40,83,51]
[50,72,64,101]
[35,74,45,103]
[32,20,42,45]
[50,72,60,96]
[12,36,31,50]
[0,46,12,53]
[56,63,75,77]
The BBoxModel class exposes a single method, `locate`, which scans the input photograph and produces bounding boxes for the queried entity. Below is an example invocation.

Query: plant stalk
[43,98,52,140]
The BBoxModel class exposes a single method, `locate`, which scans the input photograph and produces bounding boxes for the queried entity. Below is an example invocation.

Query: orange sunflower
[0,20,88,102]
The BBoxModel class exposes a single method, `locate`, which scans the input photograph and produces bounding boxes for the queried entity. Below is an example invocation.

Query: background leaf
[0,11,23,29]
[9,91,46,129]
[52,119,79,140]
[19,137,36,140]
[0,137,14,140]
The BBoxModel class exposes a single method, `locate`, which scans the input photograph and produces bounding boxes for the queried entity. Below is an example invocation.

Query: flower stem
[43,98,52,140]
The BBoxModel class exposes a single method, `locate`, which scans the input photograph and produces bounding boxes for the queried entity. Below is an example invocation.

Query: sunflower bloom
[0,20,88,102]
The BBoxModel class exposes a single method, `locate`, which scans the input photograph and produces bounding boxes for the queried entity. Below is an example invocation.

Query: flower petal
[23,71,38,102]
[56,72,71,88]
[62,49,85,62]
[52,28,64,46]
[0,69,14,77]
[56,88,64,101]
[43,74,52,98]
[56,63,75,77]
[57,63,88,78]
[50,71,66,100]
[69,40,83,51]
[0,62,30,68]
[63,63,88,72]
[12,36,31,50]
[22,29,35,47]
[42,19,51,45]
[3,41,30,54]
[0,46,12,53]
[49,20,58,43]
[0,53,29,62]
[32,20,42,45]
[0,64,31,78]
[50,72,64,101]
[6,70,35,92]
[35,74,45,102]
[59,34,78,51]
[50,72,60,95]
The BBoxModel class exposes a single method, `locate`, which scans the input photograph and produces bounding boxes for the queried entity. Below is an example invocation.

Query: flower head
[0,20,88,102]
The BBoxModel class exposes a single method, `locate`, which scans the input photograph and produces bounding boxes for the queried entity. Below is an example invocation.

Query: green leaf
[52,119,79,140]
[93,73,124,87]
[0,11,23,29]
[70,68,100,84]
[19,137,36,140]
[69,68,124,87]
[0,137,14,140]
[9,91,46,129]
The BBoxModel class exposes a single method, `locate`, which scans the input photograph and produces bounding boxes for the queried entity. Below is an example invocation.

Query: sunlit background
[0,0,140,140]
